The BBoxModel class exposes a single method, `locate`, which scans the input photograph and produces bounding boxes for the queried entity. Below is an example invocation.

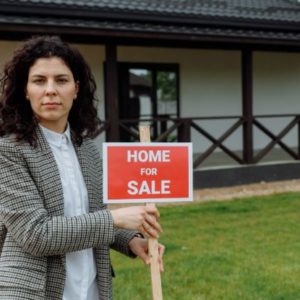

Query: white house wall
[119,47,300,158]
[1,41,300,161]
[0,41,21,70]
[119,47,242,153]
[253,52,300,151]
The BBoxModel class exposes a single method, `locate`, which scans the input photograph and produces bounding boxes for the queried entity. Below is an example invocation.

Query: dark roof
[0,0,300,47]
[3,0,300,22]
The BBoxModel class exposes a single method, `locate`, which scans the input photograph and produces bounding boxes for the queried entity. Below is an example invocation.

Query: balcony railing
[99,114,300,168]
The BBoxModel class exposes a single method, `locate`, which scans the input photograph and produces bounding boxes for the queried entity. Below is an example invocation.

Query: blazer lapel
[34,127,65,217]
[73,140,99,213]
[35,128,99,215]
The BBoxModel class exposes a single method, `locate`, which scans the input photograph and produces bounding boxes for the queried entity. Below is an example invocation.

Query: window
[118,63,179,141]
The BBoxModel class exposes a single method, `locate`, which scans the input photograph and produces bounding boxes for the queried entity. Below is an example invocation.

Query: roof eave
[0,20,300,51]
[1,2,300,33]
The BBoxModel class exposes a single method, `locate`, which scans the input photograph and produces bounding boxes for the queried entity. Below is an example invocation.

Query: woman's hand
[129,236,165,272]
[110,205,162,238]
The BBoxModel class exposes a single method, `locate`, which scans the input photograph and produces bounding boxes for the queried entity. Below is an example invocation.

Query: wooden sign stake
[139,125,163,300]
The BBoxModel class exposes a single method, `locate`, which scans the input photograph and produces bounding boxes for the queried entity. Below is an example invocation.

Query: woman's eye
[33,79,44,84]
[57,78,68,84]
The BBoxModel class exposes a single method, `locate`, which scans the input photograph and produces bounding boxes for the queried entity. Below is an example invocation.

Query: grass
[111,192,300,300]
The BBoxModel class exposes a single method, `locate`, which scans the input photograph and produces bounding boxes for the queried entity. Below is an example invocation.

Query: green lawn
[111,192,300,300]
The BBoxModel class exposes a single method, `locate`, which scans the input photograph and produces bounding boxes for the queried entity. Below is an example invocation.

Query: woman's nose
[45,81,57,95]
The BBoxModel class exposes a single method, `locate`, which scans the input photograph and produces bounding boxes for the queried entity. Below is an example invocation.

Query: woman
[0,35,164,300]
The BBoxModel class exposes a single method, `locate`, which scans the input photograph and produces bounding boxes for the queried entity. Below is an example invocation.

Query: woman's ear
[24,86,29,100]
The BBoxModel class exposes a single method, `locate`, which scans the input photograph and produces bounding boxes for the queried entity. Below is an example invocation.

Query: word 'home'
[127,150,171,163]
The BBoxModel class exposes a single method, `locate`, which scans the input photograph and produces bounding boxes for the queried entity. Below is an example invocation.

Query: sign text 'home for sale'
[102,143,193,203]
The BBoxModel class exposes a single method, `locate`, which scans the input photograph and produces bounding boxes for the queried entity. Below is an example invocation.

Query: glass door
[118,63,179,141]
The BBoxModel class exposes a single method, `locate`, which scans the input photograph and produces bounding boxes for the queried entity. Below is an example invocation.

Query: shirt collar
[39,124,71,148]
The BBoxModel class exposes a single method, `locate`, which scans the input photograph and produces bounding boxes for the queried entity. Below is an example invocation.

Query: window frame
[118,62,180,119]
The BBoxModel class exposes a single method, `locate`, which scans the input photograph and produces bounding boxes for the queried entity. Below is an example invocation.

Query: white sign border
[102,142,193,204]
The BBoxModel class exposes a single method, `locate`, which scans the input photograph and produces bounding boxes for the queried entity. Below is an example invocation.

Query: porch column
[105,44,120,141]
[242,49,254,163]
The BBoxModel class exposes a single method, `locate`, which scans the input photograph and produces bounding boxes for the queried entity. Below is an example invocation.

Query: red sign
[103,143,193,203]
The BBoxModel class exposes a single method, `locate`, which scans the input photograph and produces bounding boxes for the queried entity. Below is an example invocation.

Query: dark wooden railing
[191,117,244,167]
[100,114,300,168]
[252,114,300,163]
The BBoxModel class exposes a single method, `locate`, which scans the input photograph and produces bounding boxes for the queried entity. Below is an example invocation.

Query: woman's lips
[42,102,61,108]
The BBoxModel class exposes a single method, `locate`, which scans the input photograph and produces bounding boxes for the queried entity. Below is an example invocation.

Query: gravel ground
[193,179,300,202]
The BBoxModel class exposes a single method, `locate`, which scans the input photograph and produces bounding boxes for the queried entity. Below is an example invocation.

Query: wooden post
[242,49,253,163]
[139,125,163,300]
[105,43,120,141]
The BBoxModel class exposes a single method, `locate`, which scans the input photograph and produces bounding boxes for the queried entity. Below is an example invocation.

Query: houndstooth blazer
[0,127,136,300]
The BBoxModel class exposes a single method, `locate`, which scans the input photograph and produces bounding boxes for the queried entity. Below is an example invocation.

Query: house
[1,0,300,188]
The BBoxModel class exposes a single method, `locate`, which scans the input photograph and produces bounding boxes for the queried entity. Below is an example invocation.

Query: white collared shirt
[40,125,99,300]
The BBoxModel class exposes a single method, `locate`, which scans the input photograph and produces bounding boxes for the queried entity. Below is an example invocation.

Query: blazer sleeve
[0,139,115,257]
[110,228,138,257]
[95,154,139,257]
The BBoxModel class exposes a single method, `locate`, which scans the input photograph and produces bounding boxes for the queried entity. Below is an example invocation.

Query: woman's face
[26,57,79,133]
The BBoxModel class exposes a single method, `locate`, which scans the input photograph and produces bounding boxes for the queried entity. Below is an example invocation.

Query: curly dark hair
[0,35,101,146]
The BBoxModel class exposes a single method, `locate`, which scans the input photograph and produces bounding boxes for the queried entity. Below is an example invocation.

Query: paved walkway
[193,179,300,202]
